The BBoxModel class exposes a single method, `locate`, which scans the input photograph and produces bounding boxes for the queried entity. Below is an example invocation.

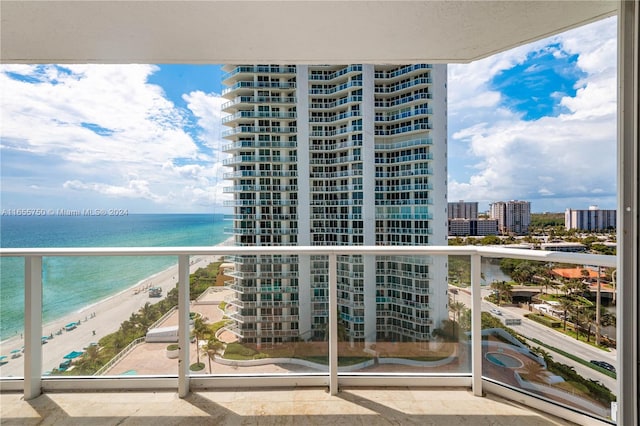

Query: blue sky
[0,17,617,214]
[489,44,586,121]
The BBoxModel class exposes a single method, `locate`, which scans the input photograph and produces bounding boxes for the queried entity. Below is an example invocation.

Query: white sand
[0,237,234,377]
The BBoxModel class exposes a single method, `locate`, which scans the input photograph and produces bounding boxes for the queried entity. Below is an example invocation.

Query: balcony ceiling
[0,1,617,64]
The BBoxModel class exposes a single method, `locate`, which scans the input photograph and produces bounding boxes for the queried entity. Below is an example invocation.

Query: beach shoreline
[0,237,234,377]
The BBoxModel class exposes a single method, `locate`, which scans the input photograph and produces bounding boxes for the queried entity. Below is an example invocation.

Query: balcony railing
[308,65,363,81]
[374,64,433,80]
[222,81,297,96]
[222,66,297,82]
[0,245,617,425]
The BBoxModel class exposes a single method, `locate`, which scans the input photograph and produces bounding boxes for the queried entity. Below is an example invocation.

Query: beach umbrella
[0,355,7,361]
[10,349,20,354]
[63,350,83,359]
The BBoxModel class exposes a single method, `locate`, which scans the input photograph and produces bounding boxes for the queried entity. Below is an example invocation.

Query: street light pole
[611,268,617,305]
[596,266,601,346]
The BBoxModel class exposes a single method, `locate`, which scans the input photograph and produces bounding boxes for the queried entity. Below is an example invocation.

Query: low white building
[541,242,586,252]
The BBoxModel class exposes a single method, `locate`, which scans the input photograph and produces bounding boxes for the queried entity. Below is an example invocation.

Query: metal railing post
[328,253,338,395]
[178,255,190,397]
[24,256,43,400]
[471,254,482,397]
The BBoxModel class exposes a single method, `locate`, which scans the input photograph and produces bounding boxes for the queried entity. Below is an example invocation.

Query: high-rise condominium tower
[490,200,531,235]
[221,65,447,348]
[448,200,478,220]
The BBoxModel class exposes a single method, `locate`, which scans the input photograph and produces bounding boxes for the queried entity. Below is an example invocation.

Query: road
[451,285,617,392]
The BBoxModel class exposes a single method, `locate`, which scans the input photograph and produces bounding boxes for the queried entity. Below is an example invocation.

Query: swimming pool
[486,352,523,368]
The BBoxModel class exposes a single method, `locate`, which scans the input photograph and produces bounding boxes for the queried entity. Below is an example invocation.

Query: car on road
[590,360,616,373]
[489,308,502,316]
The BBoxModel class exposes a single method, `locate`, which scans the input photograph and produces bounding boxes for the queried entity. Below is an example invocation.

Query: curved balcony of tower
[374,107,432,124]
[374,92,432,110]
[222,65,297,86]
[222,125,298,139]
[309,94,363,111]
[223,109,297,125]
[309,109,362,126]
[374,64,432,82]
[374,73,432,96]
[308,65,362,83]
[222,80,297,97]
[222,94,297,113]
[309,80,362,97]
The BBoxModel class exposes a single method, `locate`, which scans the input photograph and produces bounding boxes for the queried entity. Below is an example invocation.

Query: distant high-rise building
[447,200,496,236]
[490,200,531,235]
[448,200,478,219]
[448,218,499,236]
[565,206,616,231]
[221,64,448,348]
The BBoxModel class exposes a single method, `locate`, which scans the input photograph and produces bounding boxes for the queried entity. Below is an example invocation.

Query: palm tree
[490,280,512,306]
[538,268,559,296]
[139,302,156,329]
[519,361,547,384]
[585,305,616,346]
[531,346,552,365]
[568,301,588,340]
[318,313,348,342]
[581,306,597,342]
[580,269,591,282]
[512,262,535,285]
[74,344,102,373]
[202,339,224,373]
[458,307,472,332]
[449,301,466,337]
[558,297,574,331]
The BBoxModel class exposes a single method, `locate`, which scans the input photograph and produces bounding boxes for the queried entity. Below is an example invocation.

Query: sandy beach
[0,238,233,377]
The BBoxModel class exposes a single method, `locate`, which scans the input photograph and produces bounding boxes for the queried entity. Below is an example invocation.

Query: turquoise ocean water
[0,214,227,341]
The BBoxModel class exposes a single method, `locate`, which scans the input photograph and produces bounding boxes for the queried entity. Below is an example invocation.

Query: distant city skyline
[0,17,617,214]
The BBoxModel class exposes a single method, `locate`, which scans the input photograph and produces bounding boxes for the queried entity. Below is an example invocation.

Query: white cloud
[63,178,169,203]
[448,17,617,212]
[183,90,228,150]
[0,64,231,212]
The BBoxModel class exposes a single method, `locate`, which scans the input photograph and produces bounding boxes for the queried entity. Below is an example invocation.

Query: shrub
[546,359,616,404]
[224,343,257,358]
[167,344,179,351]
[525,313,562,328]
[253,353,270,360]
[189,362,205,372]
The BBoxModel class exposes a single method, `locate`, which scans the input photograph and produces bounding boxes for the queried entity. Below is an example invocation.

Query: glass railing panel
[38,255,184,377]
[0,256,25,378]
[336,254,470,375]
[195,254,328,376]
[29,254,228,378]
[480,256,617,423]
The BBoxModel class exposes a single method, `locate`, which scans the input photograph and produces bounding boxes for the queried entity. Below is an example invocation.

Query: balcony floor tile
[0,387,579,425]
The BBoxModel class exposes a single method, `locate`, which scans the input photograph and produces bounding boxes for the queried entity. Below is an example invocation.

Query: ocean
[0,214,228,341]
